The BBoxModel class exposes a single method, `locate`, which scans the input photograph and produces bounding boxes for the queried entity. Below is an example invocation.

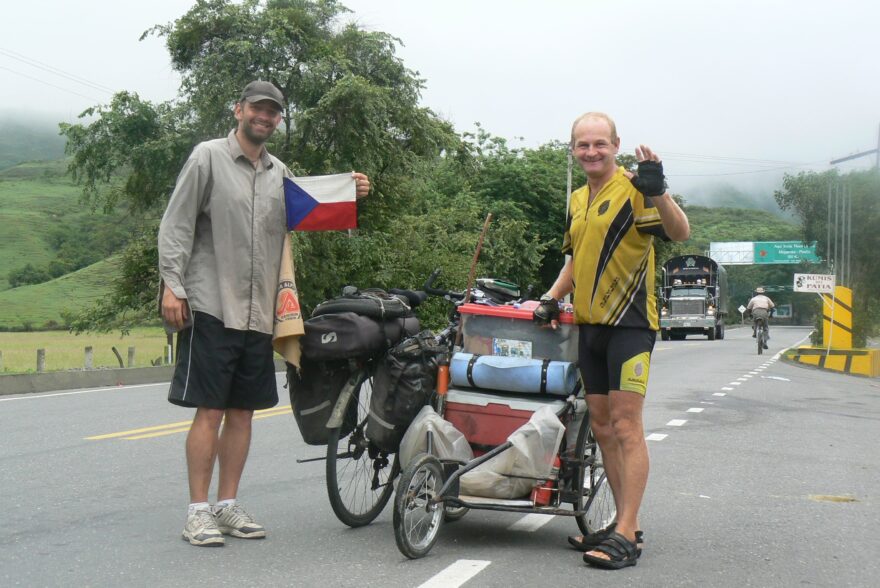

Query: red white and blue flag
[284,173,357,231]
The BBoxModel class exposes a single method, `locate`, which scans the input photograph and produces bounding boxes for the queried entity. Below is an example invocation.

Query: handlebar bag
[286,357,355,445]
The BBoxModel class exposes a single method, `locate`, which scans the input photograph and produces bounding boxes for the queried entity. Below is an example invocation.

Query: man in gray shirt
[159,80,371,546]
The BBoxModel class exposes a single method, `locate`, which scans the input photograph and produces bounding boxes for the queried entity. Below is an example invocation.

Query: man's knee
[193,407,225,429]
[223,408,254,430]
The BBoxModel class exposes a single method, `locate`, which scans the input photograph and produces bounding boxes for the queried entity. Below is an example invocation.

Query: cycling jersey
[562,166,668,330]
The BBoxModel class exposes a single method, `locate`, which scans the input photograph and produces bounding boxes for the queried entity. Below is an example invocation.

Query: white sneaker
[214,503,266,539]
[182,509,225,546]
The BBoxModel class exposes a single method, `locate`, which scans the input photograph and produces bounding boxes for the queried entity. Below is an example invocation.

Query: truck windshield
[671,288,706,296]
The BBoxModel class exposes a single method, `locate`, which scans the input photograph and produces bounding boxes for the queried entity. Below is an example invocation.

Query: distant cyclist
[747,287,775,346]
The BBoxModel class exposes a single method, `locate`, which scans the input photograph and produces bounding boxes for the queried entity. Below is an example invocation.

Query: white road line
[686,407,704,413]
[713,392,727,397]
[646,433,668,441]
[509,514,555,532]
[721,387,733,391]
[748,371,759,375]
[418,560,492,588]
[0,382,162,402]
[729,382,742,386]
[736,377,748,381]
[667,419,687,426]
[742,374,753,378]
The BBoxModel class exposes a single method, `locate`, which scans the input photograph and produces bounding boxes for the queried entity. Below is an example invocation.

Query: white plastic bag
[459,405,565,499]
[398,405,474,469]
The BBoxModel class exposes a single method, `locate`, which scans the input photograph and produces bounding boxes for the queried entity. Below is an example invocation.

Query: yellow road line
[86,405,293,441]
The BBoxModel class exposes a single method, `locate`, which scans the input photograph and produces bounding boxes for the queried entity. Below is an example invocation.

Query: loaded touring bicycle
[287,270,616,558]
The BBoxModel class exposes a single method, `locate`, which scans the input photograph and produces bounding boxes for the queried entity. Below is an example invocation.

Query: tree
[774,168,880,345]
[60,0,459,329]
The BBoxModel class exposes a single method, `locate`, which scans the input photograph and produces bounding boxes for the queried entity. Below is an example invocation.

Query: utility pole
[827,124,879,286]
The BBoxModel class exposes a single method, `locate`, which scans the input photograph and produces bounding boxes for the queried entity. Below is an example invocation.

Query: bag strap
[466,354,480,388]
[540,358,551,395]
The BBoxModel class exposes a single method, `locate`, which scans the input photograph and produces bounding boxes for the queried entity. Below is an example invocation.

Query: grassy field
[0,327,170,374]
[0,257,119,329]
[0,161,81,290]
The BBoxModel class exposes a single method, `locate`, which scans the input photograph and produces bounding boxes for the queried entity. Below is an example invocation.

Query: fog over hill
[0,112,68,170]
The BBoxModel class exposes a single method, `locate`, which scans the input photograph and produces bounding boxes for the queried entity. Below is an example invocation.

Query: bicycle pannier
[301,312,385,361]
[287,358,356,445]
[367,331,439,452]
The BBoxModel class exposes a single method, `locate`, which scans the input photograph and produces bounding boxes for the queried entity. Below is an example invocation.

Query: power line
[670,161,826,177]
[0,47,115,94]
[0,64,102,103]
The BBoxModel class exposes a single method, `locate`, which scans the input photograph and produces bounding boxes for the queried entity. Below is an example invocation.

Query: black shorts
[577,324,656,396]
[167,312,278,410]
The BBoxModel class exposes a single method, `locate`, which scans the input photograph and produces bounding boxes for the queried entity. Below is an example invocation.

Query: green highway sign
[753,241,821,264]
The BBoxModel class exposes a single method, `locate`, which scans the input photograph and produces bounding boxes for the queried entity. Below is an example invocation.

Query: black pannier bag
[287,357,356,445]
[366,331,440,452]
[301,312,385,361]
[301,287,420,362]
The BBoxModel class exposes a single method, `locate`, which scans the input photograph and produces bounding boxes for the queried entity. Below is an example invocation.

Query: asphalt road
[1,325,877,587]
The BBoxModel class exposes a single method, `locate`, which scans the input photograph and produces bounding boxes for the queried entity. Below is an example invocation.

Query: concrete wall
[0,359,289,396]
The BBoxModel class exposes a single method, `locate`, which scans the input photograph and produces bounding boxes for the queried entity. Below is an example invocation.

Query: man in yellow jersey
[535,112,689,569]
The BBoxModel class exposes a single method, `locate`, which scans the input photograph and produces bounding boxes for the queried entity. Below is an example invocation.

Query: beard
[240,121,274,145]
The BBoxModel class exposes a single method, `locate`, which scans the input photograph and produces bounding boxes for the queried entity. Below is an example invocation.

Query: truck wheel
[660,331,670,341]
[708,328,716,341]
[717,323,725,340]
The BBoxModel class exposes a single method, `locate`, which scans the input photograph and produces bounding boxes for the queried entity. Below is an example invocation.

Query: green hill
[0,115,67,171]
[0,160,137,292]
[685,205,802,248]
[0,257,119,329]
[0,161,82,289]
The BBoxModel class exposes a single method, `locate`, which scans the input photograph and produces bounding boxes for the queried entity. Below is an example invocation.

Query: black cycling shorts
[577,324,656,396]
[167,311,278,410]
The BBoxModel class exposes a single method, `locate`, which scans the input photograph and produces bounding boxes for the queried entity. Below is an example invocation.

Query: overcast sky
[2,0,878,200]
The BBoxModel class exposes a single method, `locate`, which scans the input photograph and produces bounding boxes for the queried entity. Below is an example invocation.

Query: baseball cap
[240,80,284,110]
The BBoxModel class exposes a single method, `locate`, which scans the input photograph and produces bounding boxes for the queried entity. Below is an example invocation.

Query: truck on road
[658,254,728,341]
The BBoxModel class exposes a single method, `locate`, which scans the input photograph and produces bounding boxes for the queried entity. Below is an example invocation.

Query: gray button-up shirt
[158,130,290,334]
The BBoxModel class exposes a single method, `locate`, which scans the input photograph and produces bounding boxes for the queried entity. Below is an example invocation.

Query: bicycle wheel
[574,417,617,536]
[326,374,399,527]
[393,453,445,559]
[757,323,764,355]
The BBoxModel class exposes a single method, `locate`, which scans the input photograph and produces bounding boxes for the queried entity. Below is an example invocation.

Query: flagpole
[564,148,573,303]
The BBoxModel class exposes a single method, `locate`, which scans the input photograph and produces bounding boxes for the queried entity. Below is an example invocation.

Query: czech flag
[284,173,357,231]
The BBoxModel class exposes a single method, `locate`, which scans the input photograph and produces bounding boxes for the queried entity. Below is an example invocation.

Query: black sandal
[582,531,639,570]
[567,523,616,550]
[569,526,643,557]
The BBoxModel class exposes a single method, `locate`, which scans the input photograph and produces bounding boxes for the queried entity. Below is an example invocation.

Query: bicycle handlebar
[422,268,465,300]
